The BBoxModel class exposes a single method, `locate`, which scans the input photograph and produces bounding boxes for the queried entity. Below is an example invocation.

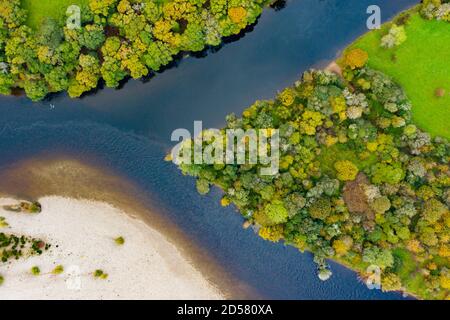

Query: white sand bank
[0,196,223,300]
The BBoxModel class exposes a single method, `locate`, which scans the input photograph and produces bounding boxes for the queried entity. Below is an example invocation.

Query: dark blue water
[0,0,418,299]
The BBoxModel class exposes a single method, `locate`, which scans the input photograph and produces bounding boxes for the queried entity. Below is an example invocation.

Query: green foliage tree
[381,24,407,48]
[362,246,394,269]
[196,178,210,195]
[263,200,288,225]
[79,24,105,50]
[37,18,63,49]
[371,163,405,185]
[24,78,49,102]
[309,198,332,221]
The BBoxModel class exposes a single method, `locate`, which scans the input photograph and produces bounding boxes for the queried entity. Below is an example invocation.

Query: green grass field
[345,10,450,139]
[22,0,89,29]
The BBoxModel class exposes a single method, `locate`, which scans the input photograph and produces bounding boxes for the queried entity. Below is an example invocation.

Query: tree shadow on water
[270,0,288,12]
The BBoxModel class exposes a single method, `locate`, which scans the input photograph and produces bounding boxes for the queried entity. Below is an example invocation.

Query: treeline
[0,0,269,100]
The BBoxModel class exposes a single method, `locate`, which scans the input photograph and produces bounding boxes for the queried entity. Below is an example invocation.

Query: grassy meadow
[22,0,89,29]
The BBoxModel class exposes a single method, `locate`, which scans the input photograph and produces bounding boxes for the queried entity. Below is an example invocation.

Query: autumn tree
[68,54,101,97]
[343,48,368,70]
[334,160,359,181]
[381,272,402,291]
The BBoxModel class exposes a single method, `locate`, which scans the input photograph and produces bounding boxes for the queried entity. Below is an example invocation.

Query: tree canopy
[173,51,450,299]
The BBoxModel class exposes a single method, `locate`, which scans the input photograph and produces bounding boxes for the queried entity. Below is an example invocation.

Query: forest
[0,0,270,100]
[177,66,449,299]
[173,2,450,299]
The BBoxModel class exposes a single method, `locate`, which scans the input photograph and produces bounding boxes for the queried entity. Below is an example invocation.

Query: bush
[114,236,125,245]
[94,269,108,279]
[0,217,8,228]
[52,265,64,275]
[381,24,407,48]
[31,266,40,276]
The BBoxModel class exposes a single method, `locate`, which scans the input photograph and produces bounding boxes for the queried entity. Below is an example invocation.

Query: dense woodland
[176,46,449,298]
[0,0,269,100]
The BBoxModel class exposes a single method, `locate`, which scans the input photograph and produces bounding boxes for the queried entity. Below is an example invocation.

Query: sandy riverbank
[0,196,223,299]
[0,156,256,299]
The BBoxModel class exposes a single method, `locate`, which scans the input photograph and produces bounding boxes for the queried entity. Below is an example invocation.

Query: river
[0,0,418,299]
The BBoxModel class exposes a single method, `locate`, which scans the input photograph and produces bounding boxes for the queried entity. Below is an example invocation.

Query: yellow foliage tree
[343,48,369,70]
[333,239,350,256]
[258,225,284,243]
[299,110,324,135]
[279,88,295,106]
[117,0,131,14]
[89,0,118,17]
[220,197,231,207]
[406,239,423,253]
[152,20,181,47]
[440,269,450,289]
[37,46,54,64]
[228,7,247,24]
[367,141,378,152]
[325,135,338,147]
[334,160,359,181]
[439,244,450,258]
[331,96,346,114]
